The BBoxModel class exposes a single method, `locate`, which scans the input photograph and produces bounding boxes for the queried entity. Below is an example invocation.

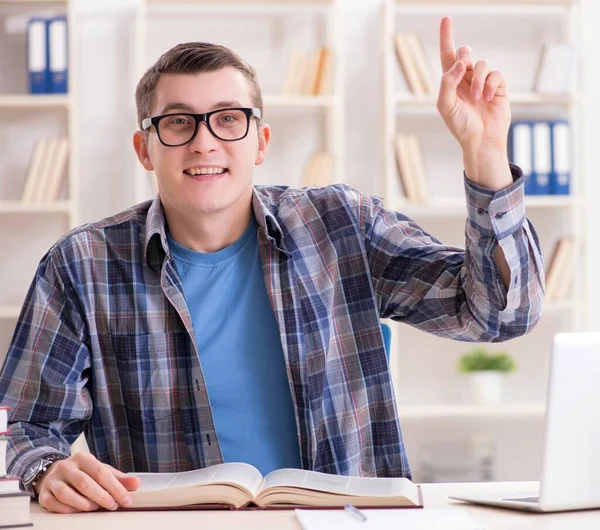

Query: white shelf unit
[398,403,546,421]
[381,0,584,482]
[133,0,344,204]
[0,0,77,339]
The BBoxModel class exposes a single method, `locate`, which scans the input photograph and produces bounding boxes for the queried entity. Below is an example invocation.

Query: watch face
[22,459,42,484]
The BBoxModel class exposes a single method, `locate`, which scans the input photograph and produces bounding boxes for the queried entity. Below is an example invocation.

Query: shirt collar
[143,188,288,271]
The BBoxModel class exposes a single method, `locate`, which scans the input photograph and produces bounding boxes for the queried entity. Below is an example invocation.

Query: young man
[0,18,543,514]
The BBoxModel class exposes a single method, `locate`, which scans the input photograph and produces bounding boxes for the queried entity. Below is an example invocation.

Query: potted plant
[457,347,517,405]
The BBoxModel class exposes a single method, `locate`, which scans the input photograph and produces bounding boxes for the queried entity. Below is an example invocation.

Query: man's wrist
[462,145,513,191]
[21,453,67,499]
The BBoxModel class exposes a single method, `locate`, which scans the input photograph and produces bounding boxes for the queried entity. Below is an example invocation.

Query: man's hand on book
[35,452,141,514]
[436,16,513,191]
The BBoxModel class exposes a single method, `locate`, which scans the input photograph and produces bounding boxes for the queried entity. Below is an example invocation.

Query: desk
[29,481,600,529]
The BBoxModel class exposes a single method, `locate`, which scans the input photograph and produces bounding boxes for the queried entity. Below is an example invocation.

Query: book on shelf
[128,462,423,510]
[314,48,333,96]
[394,134,428,204]
[545,238,575,302]
[394,32,433,95]
[282,49,305,96]
[302,152,333,187]
[0,406,33,529]
[404,33,434,94]
[21,136,69,204]
[533,43,577,95]
[302,48,322,96]
[282,48,332,97]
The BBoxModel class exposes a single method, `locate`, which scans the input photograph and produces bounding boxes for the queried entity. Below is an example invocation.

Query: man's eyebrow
[159,100,245,114]
[159,102,195,114]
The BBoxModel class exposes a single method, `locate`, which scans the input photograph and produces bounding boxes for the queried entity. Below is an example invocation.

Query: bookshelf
[133,0,344,204]
[0,0,77,343]
[381,0,584,482]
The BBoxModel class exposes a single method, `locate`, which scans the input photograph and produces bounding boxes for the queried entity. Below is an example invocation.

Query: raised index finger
[439,16,456,73]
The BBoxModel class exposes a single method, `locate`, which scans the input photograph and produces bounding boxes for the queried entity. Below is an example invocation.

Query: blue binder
[550,120,571,195]
[27,17,50,94]
[531,121,552,195]
[47,16,68,93]
[508,121,534,194]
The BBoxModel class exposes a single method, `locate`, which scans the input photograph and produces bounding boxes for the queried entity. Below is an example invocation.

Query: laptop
[449,332,600,512]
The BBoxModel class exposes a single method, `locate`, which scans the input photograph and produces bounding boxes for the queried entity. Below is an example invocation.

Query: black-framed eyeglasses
[141,107,262,147]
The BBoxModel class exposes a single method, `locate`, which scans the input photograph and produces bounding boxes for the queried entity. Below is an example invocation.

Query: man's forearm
[463,146,513,289]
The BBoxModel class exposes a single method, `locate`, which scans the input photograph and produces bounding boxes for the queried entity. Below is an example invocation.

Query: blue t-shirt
[167,217,301,475]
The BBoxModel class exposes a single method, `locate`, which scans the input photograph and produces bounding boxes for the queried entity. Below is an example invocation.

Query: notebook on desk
[450,332,600,513]
[295,508,486,530]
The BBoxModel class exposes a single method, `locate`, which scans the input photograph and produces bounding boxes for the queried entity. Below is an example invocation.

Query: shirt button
[477,208,485,215]
[495,212,506,219]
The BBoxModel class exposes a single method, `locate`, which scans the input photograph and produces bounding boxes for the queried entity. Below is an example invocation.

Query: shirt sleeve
[0,248,92,478]
[358,164,545,342]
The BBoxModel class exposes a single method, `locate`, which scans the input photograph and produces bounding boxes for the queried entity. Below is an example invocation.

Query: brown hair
[135,42,263,128]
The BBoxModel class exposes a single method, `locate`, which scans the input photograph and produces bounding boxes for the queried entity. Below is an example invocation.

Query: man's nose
[188,121,219,153]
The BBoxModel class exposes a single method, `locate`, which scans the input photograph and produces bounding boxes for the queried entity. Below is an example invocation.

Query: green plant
[457,347,516,373]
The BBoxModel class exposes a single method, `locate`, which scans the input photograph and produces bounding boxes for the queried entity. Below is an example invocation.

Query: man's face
[134,67,269,218]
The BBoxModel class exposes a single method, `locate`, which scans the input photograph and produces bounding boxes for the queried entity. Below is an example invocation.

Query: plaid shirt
[0,167,544,481]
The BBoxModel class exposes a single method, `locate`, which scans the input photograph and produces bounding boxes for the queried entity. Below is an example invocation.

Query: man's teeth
[186,167,226,176]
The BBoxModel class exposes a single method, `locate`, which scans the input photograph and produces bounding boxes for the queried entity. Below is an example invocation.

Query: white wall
[581,0,600,330]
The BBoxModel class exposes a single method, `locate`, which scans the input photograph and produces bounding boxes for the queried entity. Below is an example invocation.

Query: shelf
[0,306,20,320]
[396,195,579,217]
[146,1,333,16]
[397,403,546,420]
[394,1,573,16]
[0,94,70,109]
[394,93,577,109]
[263,95,336,108]
[0,200,72,214]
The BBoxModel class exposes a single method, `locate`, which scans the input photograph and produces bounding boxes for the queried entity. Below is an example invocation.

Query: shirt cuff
[8,446,67,481]
[464,163,525,240]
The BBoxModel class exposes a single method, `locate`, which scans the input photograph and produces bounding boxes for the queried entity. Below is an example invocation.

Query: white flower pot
[470,371,505,405]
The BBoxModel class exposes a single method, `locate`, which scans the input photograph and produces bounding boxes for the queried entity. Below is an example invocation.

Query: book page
[261,468,416,498]
[132,462,264,497]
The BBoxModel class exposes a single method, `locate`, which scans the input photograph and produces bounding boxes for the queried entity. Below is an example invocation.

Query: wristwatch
[22,454,67,498]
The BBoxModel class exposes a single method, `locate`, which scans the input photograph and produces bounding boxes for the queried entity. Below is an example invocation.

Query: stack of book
[20,136,69,204]
[0,406,33,529]
[281,48,333,96]
[394,133,429,204]
[394,32,434,95]
[545,238,576,303]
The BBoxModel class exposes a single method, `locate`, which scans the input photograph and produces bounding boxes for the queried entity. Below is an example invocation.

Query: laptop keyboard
[503,496,539,503]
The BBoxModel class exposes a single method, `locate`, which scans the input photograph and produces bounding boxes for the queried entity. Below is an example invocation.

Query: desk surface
[29,481,600,530]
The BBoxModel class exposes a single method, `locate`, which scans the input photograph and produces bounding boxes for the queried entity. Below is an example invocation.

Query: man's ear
[133,131,154,171]
[255,123,271,166]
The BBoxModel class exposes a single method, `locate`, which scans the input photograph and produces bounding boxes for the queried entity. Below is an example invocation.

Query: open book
[128,463,422,510]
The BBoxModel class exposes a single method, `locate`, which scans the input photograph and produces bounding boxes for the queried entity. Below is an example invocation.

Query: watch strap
[23,453,67,499]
